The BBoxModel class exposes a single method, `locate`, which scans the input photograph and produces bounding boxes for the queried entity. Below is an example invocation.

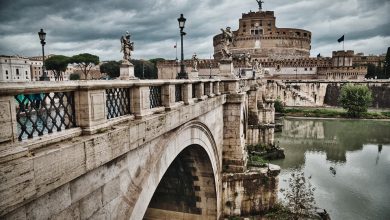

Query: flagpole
[175,41,178,60]
[343,34,345,51]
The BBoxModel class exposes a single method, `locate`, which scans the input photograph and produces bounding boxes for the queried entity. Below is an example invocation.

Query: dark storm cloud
[0,0,389,60]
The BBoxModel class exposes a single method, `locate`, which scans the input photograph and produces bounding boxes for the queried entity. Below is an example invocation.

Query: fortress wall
[324,83,390,108]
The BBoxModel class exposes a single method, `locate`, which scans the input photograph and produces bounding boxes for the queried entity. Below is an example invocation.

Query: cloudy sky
[0,0,389,61]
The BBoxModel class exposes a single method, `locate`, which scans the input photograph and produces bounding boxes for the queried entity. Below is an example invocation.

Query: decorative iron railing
[149,86,162,108]
[175,85,182,102]
[106,88,131,119]
[15,92,76,141]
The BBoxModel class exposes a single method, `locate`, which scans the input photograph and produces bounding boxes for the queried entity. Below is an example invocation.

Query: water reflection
[274,118,390,220]
[276,118,390,166]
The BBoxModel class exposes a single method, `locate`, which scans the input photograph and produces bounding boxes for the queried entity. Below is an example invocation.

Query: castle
[157,2,384,81]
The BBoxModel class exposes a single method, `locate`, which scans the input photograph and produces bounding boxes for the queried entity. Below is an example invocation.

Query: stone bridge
[0,78,279,219]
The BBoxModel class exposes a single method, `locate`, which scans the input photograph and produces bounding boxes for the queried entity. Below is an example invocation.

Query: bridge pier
[219,80,280,218]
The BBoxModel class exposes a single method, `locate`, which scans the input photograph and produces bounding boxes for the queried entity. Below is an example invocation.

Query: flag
[337,35,344,43]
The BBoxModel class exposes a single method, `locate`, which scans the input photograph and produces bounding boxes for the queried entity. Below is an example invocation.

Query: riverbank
[281,107,390,119]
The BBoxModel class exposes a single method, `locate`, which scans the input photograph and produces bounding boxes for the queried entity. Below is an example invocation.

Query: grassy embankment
[283,107,390,119]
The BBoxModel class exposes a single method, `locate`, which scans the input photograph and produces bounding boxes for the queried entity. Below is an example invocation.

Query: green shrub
[381,112,390,117]
[248,154,268,167]
[274,98,285,113]
[338,84,373,118]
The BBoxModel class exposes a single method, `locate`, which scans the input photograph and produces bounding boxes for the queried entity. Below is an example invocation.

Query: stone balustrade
[0,79,236,147]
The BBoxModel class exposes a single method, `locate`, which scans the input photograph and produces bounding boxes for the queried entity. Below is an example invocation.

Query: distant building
[0,55,31,82]
[213,10,311,61]
[353,53,386,68]
[157,5,368,81]
[29,55,56,81]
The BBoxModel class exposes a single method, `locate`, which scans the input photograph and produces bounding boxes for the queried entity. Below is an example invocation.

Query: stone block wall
[222,93,248,173]
[222,166,280,217]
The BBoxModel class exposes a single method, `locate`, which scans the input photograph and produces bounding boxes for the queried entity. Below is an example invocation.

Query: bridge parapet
[0,79,230,147]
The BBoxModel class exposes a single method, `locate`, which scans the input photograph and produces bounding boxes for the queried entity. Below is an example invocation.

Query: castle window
[251,27,263,36]
[268,21,272,26]
[6,70,8,75]
[296,32,301,36]
[310,67,313,71]
[16,69,20,75]
[5,60,7,62]
[304,33,307,37]
[304,68,308,71]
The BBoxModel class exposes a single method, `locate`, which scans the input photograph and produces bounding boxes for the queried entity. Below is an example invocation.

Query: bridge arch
[123,120,222,220]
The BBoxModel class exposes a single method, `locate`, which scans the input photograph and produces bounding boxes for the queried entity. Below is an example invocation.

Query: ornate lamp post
[38,29,49,81]
[177,14,188,79]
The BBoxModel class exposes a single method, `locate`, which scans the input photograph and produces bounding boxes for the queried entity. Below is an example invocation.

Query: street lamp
[177,14,188,79]
[38,28,49,81]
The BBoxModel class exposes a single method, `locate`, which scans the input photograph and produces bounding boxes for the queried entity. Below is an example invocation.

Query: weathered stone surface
[79,188,103,220]
[50,203,80,220]
[0,157,34,215]
[34,143,86,196]
[26,183,71,219]
[102,177,120,205]
[3,206,26,220]
[0,96,17,144]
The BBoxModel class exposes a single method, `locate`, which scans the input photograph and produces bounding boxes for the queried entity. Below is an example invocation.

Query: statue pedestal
[189,70,199,79]
[119,62,137,80]
[219,59,236,79]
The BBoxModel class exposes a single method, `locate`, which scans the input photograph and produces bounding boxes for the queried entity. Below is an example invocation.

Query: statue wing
[120,36,124,52]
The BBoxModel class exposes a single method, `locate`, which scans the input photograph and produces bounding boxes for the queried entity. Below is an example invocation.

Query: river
[273,118,390,220]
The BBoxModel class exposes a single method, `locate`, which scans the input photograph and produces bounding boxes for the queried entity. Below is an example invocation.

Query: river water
[273,118,390,220]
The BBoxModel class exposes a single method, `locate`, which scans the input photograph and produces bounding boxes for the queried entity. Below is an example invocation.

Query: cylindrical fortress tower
[213,11,312,61]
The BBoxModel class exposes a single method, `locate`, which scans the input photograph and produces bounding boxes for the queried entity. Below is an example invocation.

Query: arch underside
[125,120,221,220]
[144,145,217,220]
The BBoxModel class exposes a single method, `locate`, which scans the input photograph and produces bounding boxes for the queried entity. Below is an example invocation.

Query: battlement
[332,50,354,57]
[242,11,275,19]
[319,66,367,71]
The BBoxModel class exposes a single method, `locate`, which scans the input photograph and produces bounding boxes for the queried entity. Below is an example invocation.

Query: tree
[100,61,120,79]
[280,172,317,220]
[132,59,157,79]
[69,73,80,80]
[338,84,373,118]
[45,55,69,81]
[274,97,285,113]
[69,53,99,79]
